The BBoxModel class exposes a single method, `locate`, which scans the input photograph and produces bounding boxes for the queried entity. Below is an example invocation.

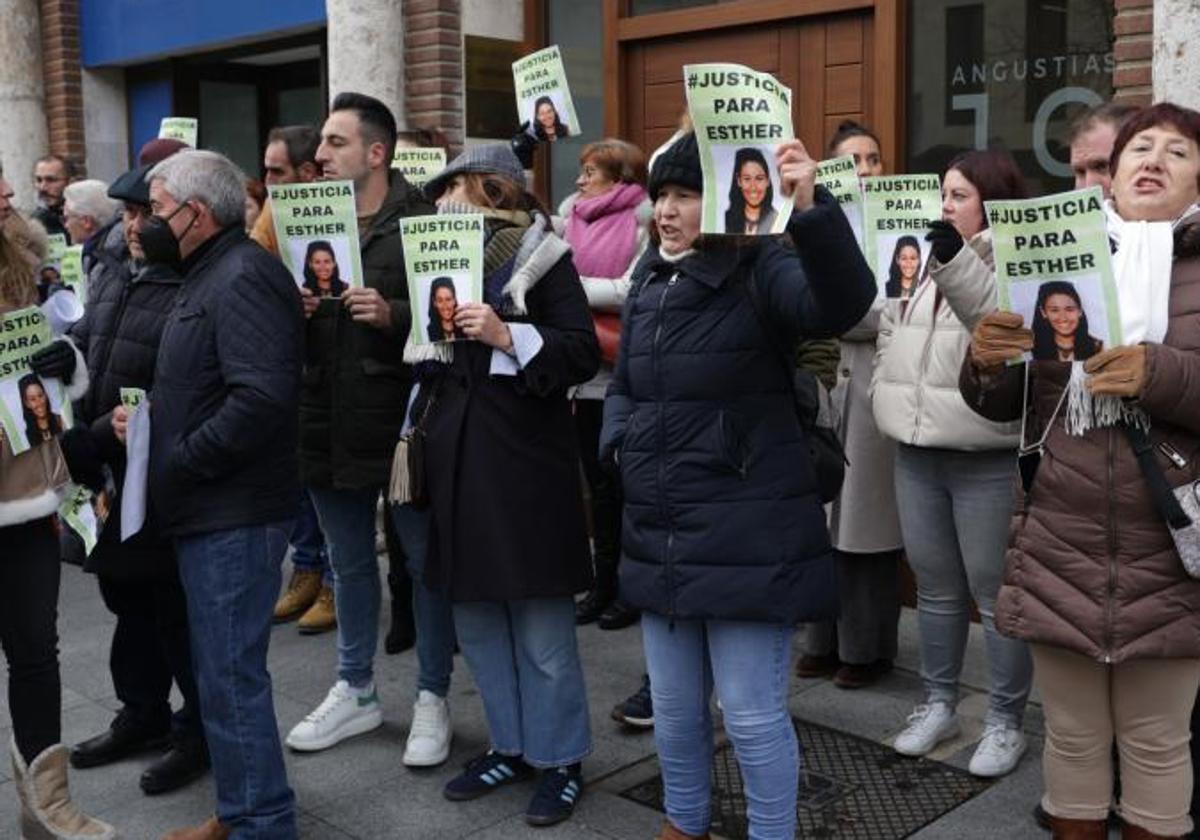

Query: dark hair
[885,235,922,298]
[396,126,451,157]
[723,147,775,233]
[1067,102,1137,147]
[330,92,399,163]
[267,125,322,169]
[532,96,570,141]
[18,373,61,446]
[1109,102,1200,183]
[34,154,78,180]
[302,240,346,297]
[1032,280,1101,362]
[944,149,1029,229]
[826,119,881,158]
[426,276,464,342]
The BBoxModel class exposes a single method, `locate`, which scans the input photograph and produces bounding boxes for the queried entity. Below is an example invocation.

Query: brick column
[39,0,86,173]
[1113,0,1153,105]
[404,0,464,155]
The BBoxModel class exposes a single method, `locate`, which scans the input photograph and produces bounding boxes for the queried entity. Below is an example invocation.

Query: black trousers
[574,399,623,593]
[0,518,62,763]
[97,568,203,741]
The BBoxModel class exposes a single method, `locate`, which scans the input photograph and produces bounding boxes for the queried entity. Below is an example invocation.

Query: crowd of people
[0,87,1199,840]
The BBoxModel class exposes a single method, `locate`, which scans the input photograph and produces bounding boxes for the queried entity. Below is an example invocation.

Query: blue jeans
[309,485,382,688]
[175,522,296,840]
[894,444,1033,726]
[388,504,456,697]
[642,612,798,840]
[290,489,331,585]
[453,598,591,768]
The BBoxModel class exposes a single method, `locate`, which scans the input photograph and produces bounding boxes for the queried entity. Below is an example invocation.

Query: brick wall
[1113,0,1154,105]
[404,0,464,155]
[39,0,86,174]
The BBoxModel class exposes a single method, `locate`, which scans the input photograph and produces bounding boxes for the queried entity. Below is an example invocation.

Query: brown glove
[970,310,1033,370]
[1084,344,1147,397]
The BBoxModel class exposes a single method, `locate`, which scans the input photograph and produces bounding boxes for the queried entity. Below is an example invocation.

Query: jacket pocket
[715,410,748,477]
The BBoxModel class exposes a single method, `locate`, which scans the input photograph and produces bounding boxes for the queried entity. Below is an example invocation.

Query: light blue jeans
[453,597,591,768]
[388,504,456,697]
[894,444,1033,726]
[642,612,798,840]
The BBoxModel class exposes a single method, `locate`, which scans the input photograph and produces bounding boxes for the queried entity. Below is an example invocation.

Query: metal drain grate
[619,718,993,839]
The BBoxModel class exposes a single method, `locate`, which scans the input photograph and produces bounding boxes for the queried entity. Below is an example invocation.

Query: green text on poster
[512,45,580,141]
[816,155,865,253]
[400,214,485,347]
[268,181,364,297]
[392,148,447,187]
[159,117,198,148]
[862,174,941,299]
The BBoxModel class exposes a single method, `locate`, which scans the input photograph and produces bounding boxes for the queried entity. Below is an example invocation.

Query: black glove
[30,339,77,383]
[510,122,538,170]
[926,219,965,265]
[58,427,105,493]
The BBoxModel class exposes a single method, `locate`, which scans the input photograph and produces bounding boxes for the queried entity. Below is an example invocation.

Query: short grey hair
[63,179,120,226]
[148,149,247,227]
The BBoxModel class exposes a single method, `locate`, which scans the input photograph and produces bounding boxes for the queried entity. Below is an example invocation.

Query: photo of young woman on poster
[724,147,778,234]
[426,276,466,342]
[885,235,923,299]
[302,240,348,298]
[1031,280,1104,362]
[532,95,571,142]
[19,373,63,446]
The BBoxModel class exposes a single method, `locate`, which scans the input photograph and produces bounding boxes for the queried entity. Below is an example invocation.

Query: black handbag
[388,385,439,508]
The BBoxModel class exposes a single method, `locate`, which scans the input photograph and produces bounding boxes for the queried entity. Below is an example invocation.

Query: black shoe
[140,738,210,795]
[597,600,639,631]
[1032,802,1050,831]
[70,719,170,769]
[611,674,653,729]
[575,589,613,625]
[525,764,583,827]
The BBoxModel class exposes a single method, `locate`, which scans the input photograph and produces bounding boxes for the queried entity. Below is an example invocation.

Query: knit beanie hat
[138,138,189,166]
[647,132,701,201]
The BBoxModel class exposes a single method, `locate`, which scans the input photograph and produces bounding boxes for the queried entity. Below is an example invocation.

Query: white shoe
[402,690,452,767]
[893,702,959,756]
[968,722,1027,777]
[286,680,383,752]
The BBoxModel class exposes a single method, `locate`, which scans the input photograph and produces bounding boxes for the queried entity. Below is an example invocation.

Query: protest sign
[399,214,485,346]
[684,63,794,236]
[862,174,941,299]
[268,181,363,296]
[120,388,149,541]
[60,484,104,556]
[0,307,73,457]
[512,45,580,142]
[59,244,86,304]
[159,117,198,148]
[392,147,447,187]
[42,233,67,280]
[987,186,1118,362]
[816,155,865,253]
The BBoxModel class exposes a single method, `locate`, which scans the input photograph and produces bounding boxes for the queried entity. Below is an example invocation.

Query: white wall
[1154,0,1200,108]
[83,68,129,183]
[0,0,48,211]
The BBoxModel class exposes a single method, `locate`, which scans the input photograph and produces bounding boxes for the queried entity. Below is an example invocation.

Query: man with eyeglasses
[32,154,75,240]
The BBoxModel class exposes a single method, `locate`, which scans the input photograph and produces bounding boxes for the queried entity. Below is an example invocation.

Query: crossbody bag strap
[1125,424,1193,529]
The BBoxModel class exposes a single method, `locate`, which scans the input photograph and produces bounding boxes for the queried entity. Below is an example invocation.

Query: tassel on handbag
[388,387,438,508]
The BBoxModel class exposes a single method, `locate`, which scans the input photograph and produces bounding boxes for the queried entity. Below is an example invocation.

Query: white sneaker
[403,690,452,767]
[893,702,959,756]
[968,722,1027,777]
[286,680,383,752]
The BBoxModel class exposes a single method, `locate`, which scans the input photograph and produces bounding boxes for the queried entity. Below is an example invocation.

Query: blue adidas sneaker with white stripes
[443,751,534,801]
[525,763,583,826]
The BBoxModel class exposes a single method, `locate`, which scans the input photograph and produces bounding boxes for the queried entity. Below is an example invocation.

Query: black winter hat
[107,163,154,206]
[648,132,701,200]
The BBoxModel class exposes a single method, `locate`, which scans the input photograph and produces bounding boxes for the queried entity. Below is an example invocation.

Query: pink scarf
[564,182,647,278]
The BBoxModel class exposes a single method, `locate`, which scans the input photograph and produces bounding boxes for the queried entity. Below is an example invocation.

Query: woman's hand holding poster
[512,46,580,143]
[816,155,865,252]
[268,181,364,297]
[986,186,1118,363]
[862,175,941,299]
[400,214,485,346]
[0,307,73,457]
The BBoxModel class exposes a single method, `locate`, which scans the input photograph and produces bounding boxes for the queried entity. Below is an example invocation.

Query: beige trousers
[1032,643,1200,836]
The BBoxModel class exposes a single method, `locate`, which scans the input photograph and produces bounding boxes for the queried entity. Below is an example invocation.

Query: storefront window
[906,0,1114,194]
[546,0,604,208]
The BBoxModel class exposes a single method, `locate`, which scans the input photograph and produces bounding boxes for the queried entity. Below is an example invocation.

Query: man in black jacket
[144,149,302,840]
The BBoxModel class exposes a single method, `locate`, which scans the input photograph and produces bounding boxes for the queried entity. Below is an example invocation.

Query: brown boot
[160,815,231,840]
[11,738,115,839]
[1049,815,1108,839]
[297,584,337,635]
[1122,820,1182,839]
[273,569,322,622]
[654,820,712,840]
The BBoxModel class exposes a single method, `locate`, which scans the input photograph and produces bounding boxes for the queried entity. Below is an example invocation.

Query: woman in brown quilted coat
[961,102,1200,840]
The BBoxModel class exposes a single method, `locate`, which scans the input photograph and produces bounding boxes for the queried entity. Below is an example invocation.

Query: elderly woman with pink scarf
[555,139,652,629]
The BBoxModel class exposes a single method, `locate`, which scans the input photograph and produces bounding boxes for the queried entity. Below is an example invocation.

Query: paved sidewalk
[0,559,1090,839]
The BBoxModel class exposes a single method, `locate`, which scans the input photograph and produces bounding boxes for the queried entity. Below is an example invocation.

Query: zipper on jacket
[1103,429,1118,663]
[653,273,679,620]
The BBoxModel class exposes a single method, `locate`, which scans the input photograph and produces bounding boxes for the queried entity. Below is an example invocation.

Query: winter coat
[871,231,1020,450]
[960,220,1200,663]
[600,191,876,624]
[149,226,303,537]
[829,300,902,553]
[299,173,434,489]
[417,223,601,602]
[83,220,125,295]
[69,258,182,578]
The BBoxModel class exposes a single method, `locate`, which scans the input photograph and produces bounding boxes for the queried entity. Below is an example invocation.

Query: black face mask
[139,203,195,267]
